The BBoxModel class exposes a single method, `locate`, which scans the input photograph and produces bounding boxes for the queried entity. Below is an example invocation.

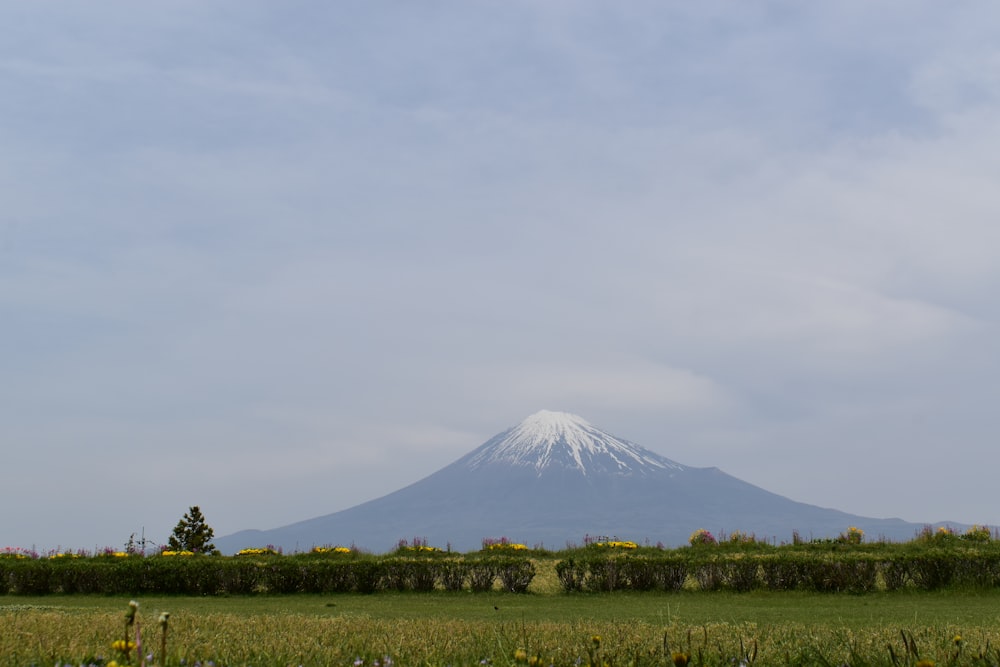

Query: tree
[167,505,218,554]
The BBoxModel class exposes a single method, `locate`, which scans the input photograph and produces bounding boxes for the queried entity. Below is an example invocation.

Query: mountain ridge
[215,410,956,554]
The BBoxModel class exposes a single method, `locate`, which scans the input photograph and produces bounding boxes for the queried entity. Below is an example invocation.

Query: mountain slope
[215,410,938,553]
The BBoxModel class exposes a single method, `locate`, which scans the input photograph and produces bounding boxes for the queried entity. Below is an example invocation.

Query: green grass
[5,591,1000,665]
[7,588,1000,625]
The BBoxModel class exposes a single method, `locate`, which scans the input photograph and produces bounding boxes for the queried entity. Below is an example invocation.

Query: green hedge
[6,542,1000,596]
[552,545,1000,593]
[0,555,534,595]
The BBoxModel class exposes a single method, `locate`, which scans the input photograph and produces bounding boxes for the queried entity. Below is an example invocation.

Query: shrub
[554,558,586,592]
[467,560,498,592]
[692,558,725,591]
[759,554,805,591]
[879,556,910,591]
[689,529,717,547]
[905,551,956,590]
[437,560,470,591]
[585,557,624,592]
[620,557,658,591]
[653,557,688,592]
[720,554,760,592]
[961,525,993,543]
[496,558,536,593]
[802,555,878,593]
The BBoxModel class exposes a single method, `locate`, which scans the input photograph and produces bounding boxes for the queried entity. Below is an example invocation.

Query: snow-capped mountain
[465,410,684,476]
[215,410,947,553]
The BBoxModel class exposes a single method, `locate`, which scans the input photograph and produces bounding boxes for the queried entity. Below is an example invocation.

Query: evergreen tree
[167,505,218,554]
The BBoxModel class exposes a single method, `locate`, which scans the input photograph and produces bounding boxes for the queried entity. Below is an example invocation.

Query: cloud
[4,2,1000,549]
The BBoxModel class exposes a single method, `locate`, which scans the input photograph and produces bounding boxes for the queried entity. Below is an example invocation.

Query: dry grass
[3,592,1000,666]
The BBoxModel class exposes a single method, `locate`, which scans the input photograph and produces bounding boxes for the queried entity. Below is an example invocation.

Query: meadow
[6,552,1000,667]
[4,588,1000,667]
[5,528,1000,666]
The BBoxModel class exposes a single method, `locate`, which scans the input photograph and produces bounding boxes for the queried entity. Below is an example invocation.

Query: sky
[3,2,1000,552]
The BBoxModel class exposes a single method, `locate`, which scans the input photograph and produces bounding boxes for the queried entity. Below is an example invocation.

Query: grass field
[4,589,1000,666]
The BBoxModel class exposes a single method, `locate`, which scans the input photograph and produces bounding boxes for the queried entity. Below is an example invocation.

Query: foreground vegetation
[5,528,1000,664]
[4,527,1000,596]
[4,590,1000,666]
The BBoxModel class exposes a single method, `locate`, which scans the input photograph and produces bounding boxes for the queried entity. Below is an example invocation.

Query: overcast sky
[4,2,1000,552]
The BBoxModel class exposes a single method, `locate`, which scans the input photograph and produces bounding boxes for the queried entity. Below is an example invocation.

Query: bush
[585,557,624,592]
[496,558,536,593]
[467,560,499,592]
[720,555,760,592]
[759,554,805,591]
[555,558,586,592]
[437,560,469,591]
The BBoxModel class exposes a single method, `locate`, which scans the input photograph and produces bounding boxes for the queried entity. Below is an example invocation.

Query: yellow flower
[591,635,602,647]
[671,651,690,666]
[915,660,935,667]
[488,542,529,550]
[236,547,279,556]
[954,634,963,645]
[314,545,354,554]
[528,656,541,667]
[514,648,528,663]
[111,639,137,652]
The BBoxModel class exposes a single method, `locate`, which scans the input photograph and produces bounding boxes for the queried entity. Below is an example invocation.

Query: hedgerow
[4,525,1000,596]
[552,540,1000,593]
[0,551,536,595]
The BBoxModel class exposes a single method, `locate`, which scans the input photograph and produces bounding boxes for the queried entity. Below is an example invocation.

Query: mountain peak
[516,409,594,442]
[465,410,684,476]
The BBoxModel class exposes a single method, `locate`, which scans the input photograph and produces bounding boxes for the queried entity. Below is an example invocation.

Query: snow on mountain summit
[466,410,685,476]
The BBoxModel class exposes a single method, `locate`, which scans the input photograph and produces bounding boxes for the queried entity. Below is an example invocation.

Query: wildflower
[514,648,528,663]
[487,542,529,551]
[236,547,279,556]
[689,529,716,546]
[124,599,139,629]
[592,540,638,549]
[915,660,935,667]
[962,525,992,542]
[671,652,690,666]
[954,634,963,645]
[111,640,137,652]
[591,635,601,647]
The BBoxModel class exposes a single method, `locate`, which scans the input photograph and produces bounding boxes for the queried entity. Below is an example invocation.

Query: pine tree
[167,505,218,554]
